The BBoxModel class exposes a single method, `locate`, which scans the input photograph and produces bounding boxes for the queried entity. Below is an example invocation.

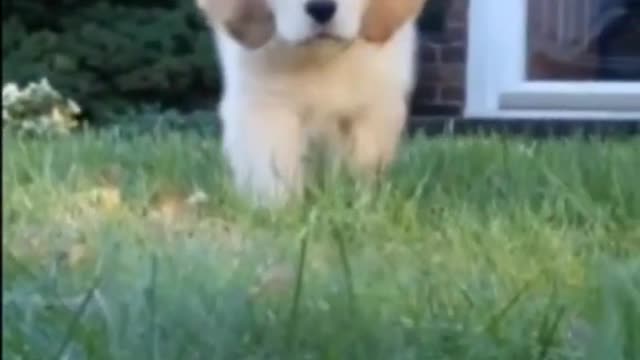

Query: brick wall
[411,0,469,116]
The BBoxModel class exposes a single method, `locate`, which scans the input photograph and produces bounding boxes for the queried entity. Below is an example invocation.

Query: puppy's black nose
[305,0,337,24]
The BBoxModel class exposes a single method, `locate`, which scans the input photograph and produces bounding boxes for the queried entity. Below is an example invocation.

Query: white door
[465,0,640,119]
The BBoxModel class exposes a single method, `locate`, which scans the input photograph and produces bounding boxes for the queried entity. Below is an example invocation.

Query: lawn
[3,127,640,359]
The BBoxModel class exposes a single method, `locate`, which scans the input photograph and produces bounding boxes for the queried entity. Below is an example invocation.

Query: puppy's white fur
[198,0,426,205]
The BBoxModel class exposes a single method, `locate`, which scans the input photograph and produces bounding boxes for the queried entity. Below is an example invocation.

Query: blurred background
[1,0,451,125]
[4,0,637,127]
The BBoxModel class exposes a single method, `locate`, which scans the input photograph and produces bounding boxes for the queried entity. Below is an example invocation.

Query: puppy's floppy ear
[361,0,427,43]
[196,0,275,49]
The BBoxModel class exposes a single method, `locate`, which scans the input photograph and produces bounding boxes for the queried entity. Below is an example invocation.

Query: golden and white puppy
[197,0,427,205]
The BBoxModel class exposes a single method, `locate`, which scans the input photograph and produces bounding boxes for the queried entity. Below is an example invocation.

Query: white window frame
[465,0,640,120]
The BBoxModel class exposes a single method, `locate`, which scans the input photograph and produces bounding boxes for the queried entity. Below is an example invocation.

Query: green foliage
[3,78,82,136]
[1,0,452,122]
[584,260,640,360]
[3,131,640,358]
[2,0,219,121]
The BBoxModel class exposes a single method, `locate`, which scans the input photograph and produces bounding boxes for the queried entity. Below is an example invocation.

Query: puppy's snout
[305,0,337,24]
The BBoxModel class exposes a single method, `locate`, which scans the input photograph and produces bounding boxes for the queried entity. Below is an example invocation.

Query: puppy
[197,0,427,206]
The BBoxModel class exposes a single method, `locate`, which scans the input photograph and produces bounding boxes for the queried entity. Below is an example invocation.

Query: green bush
[2,0,449,122]
[2,0,220,122]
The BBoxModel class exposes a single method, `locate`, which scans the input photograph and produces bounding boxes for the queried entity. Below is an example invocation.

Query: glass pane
[526,0,640,81]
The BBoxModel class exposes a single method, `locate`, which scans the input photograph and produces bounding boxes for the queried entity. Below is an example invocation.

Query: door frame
[464,0,640,119]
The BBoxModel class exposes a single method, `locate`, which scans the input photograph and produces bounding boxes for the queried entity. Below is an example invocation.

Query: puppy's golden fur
[197,0,427,205]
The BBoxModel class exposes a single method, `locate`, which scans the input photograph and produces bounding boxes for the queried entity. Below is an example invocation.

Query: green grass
[3,128,640,359]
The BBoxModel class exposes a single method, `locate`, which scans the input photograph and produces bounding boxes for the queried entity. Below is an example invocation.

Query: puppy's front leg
[347,98,407,177]
[221,102,304,206]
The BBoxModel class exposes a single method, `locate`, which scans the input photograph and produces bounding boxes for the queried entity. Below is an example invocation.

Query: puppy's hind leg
[221,103,304,207]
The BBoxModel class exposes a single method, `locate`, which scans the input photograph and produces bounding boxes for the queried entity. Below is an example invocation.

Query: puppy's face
[197,0,427,49]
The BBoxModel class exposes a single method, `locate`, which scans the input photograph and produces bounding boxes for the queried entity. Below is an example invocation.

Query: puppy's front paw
[221,103,304,207]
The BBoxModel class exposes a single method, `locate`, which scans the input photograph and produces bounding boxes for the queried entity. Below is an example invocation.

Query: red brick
[441,85,465,103]
[415,65,440,82]
[450,0,468,12]
[432,64,465,84]
[448,0,468,21]
[445,25,467,44]
[418,43,440,63]
[414,0,469,114]
[415,66,465,84]
[413,84,439,102]
[441,44,466,62]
